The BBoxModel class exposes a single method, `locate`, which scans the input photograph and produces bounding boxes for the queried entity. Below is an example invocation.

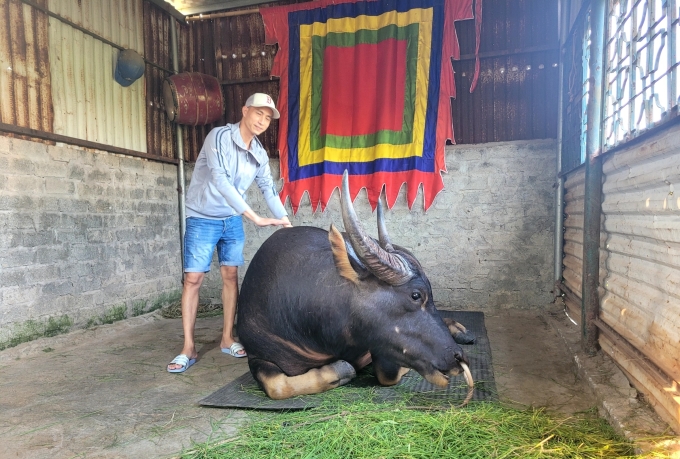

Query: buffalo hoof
[329,360,356,386]
[452,330,476,345]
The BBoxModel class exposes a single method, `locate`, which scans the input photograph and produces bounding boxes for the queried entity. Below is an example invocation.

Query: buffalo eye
[411,291,422,301]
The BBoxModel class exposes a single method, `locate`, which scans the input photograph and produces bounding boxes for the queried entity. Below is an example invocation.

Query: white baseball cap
[245,93,280,119]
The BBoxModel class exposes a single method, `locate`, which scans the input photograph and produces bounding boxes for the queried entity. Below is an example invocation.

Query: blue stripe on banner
[287,21,301,178]
[286,0,445,182]
[304,156,425,177]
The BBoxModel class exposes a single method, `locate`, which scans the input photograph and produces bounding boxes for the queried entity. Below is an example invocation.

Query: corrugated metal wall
[598,123,680,432]
[159,0,560,159]
[3,0,561,156]
[143,1,175,159]
[170,11,281,161]
[47,0,147,152]
[451,0,560,144]
[177,18,220,161]
[0,0,53,132]
[561,166,585,323]
[1,0,180,161]
[213,11,279,157]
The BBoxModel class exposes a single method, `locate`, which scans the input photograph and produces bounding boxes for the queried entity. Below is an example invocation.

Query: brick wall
[238,138,558,310]
[1,135,556,345]
[0,136,181,344]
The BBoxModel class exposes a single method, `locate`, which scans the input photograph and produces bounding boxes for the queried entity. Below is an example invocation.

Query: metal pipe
[186,8,260,21]
[170,20,187,281]
[458,44,560,61]
[554,0,571,300]
[0,123,178,164]
[220,76,280,86]
[19,0,174,75]
[581,0,607,355]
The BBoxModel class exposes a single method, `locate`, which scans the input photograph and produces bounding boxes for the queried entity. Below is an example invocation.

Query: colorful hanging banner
[261,0,482,212]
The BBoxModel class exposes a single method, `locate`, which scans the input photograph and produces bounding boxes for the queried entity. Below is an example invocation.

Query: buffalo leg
[351,351,372,370]
[249,359,356,400]
[372,355,410,386]
[442,318,476,344]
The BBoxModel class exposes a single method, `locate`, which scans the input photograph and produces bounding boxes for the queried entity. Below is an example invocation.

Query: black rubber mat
[199,310,497,410]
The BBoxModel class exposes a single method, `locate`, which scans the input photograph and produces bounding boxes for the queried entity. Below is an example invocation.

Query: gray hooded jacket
[185,123,287,220]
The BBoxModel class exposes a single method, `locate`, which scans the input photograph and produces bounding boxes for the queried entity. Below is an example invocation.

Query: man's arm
[253,160,292,227]
[242,209,291,227]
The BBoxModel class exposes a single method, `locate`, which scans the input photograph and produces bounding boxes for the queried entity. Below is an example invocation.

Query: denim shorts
[184,216,245,272]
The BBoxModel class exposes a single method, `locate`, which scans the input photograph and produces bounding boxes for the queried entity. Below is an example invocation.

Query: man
[168,93,292,373]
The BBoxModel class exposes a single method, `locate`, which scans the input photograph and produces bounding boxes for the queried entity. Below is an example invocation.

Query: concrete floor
[0,302,672,458]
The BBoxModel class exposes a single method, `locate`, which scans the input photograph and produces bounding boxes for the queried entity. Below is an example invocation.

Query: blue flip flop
[167,354,196,373]
[221,342,247,358]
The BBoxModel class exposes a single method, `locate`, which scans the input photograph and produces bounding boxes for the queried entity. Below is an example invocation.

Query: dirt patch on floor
[484,308,597,412]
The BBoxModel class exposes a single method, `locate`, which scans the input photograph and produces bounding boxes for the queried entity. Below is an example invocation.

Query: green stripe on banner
[310,23,419,151]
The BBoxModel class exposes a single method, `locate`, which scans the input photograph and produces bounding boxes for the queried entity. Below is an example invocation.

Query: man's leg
[219,265,245,355]
[168,272,205,371]
[215,216,246,357]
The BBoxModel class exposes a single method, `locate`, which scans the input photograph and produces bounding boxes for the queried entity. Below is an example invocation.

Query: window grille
[561,8,592,173]
[603,0,679,149]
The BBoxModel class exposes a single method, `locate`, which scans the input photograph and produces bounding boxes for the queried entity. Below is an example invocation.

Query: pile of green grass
[178,399,674,459]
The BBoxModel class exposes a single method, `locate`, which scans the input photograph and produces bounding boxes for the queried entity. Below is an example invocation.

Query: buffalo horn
[459,362,474,407]
[339,171,413,285]
[376,197,394,251]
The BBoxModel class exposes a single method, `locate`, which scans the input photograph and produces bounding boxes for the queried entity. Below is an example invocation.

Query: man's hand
[255,217,290,227]
[280,216,293,228]
[243,210,293,228]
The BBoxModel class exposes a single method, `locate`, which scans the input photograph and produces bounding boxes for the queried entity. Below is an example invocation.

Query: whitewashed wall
[197,139,559,311]
[1,136,557,347]
[0,136,181,349]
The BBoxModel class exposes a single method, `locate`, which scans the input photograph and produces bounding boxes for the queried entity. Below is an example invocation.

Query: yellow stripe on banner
[298,8,433,167]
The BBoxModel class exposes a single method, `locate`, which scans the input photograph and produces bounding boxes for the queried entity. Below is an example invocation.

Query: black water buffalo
[236,172,474,400]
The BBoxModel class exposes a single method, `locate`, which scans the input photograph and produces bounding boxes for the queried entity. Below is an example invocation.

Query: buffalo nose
[445,345,464,361]
[454,350,469,366]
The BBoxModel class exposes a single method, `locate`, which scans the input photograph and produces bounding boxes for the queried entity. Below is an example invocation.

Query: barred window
[603,0,679,150]
[561,9,592,173]
[581,16,592,163]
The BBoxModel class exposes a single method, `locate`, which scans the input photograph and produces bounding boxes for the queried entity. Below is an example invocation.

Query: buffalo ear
[329,224,361,284]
